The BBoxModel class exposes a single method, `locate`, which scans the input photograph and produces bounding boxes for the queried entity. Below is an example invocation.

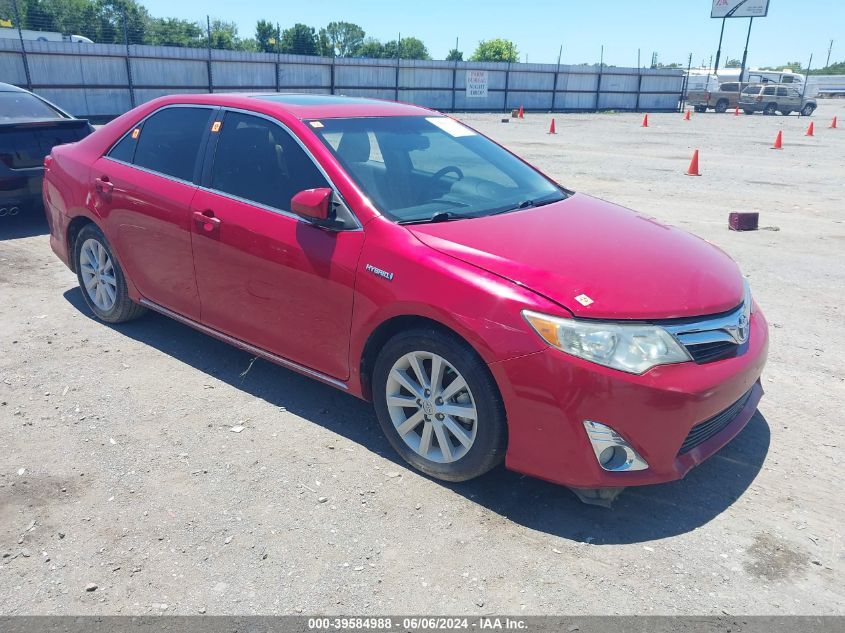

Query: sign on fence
[711,0,770,18]
[466,70,488,98]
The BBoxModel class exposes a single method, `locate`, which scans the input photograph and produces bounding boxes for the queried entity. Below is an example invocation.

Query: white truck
[0,27,93,44]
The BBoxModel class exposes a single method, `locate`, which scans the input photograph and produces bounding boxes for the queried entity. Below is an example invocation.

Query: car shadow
[63,287,771,545]
[0,208,49,240]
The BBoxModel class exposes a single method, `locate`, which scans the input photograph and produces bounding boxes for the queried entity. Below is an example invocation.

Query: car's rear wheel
[74,224,146,323]
[801,104,815,116]
[372,328,506,482]
[715,99,728,113]
[764,103,777,115]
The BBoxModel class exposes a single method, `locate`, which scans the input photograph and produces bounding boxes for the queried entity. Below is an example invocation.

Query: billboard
[466,70,488,98]
[711,0,770,18]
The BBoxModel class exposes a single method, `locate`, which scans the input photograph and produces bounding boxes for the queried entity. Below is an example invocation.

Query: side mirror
[291,187,333,222]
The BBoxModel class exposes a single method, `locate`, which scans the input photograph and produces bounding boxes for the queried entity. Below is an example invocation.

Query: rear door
[189,109,364,380]
[93,105,216,320]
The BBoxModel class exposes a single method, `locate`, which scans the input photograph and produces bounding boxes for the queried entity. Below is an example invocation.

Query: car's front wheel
[715,99,728,113]
[74,224,146,323]
[801,104,816,116]
[372,328,507,482]
[764,103,778,115]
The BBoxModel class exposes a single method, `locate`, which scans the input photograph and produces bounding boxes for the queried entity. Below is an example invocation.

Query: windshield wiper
[488,193,565,217]
[397,211,465,225]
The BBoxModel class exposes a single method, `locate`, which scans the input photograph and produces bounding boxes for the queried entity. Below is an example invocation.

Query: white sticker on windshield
[426,117,476,137]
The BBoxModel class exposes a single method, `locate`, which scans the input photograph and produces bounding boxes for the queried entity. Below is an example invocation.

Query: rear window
[131,107,214,182]
[763,86,776,95]
[741,86,758,94]
[0,91,65,122]
[720,83,738,91]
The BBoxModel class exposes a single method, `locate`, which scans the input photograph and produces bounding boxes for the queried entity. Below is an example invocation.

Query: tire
[74,223,146,323]
[715,99,728,113]
[372,328,507,482]
[763,103,777,115]
[801,104,815,116]
[693,106,706,113]
[743,109,754,115]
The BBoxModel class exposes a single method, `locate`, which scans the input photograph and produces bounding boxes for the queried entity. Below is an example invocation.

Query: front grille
[684,340,737,364]
[678,389,753,455]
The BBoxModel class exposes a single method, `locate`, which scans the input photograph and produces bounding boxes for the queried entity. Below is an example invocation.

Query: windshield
[0,92,66,122]
[309,116,566,223]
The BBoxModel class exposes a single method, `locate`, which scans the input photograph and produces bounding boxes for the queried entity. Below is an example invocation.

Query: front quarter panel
[348,217,558,398]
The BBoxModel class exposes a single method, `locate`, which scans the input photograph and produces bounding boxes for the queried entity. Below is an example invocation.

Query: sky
[140,0,844,69]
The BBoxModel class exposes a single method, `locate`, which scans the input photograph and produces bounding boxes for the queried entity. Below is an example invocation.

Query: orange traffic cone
[641,113,649,127]
[772,130,783,149]
[548,118,556,134]
[734,106,740,116]
[685,149,701,176]
[831,116,838,129]
[684,110,691,121]
[518,105,524,119]
[805,121,814,136]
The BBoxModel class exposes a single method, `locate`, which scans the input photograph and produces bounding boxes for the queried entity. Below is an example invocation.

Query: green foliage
[759,61,805,72]
[255,19,278,53]
[446,48,463,62]
[812,60,845,74]
[469,38,518,63]
[323,21,364,57]
[355,37,384,58]
[280,23,317,56]
[382,36,429,60]
[725,58,741,68]
[147,16,203,47]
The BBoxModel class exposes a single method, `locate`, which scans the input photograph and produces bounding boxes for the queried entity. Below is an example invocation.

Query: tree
[322,21,364,57]
[207,19,240,50]
[446,48,463,62]
[281,23,317,55]
[470,38,518,63]
[255,19,278,53]
[725,58,741,68]
[356,37,385,58]
[147,17,204,47]
[760,61,804,72]
[382,36,429,60]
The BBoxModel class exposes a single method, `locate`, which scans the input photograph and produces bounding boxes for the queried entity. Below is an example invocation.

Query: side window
[133,107,213,182]
[210,111,329,211]
[789,89,802,98]
[776,87,788,97]
[107,130,138,163]
[763,86,776,96]
[782,76,794,83]
[721,83,737,92]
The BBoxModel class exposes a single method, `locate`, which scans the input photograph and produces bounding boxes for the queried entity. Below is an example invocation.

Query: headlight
[522,310,691,374]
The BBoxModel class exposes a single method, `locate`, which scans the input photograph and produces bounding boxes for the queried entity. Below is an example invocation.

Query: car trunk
[0,119,91,170]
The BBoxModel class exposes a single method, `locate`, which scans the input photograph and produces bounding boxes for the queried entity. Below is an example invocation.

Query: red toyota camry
[43,94,768,497]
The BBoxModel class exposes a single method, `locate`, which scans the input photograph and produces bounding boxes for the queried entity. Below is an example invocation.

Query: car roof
[150,92,436,120]
[0,82,29,93]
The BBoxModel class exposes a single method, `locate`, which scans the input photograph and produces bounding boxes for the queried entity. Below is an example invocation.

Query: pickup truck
[687,82,748,113]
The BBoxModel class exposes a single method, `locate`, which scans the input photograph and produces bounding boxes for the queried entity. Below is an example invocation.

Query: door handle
[94,176,113,195]
[193,210,221,233]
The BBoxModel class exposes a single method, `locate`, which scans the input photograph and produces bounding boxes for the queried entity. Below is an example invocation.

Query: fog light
[583,421,649,472]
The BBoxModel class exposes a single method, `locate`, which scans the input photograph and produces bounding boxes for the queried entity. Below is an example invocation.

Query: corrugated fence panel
[130,58,208,87]
[213,61,275,88]
[0,51,27,84]
[1,39,685,116]
[279,63,330,88]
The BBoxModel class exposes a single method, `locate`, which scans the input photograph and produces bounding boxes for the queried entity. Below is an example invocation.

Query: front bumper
[490,309,768,488]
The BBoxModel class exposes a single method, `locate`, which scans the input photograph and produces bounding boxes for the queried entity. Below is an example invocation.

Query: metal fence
[0,37,686,120]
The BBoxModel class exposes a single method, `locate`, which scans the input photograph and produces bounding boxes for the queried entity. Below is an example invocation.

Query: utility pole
[739,18,754,84]
[713,17,726,74]
[826,39,834,69]
[12,0,32,91]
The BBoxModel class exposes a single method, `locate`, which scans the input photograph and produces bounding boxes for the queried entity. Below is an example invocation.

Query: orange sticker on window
[211,121,221,132]
[130,128,140,139]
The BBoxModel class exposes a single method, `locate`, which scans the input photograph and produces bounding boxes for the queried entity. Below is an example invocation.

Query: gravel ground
[1,102,843,616]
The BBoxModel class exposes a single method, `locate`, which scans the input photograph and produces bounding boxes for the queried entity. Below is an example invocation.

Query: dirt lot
[1,102,844,616]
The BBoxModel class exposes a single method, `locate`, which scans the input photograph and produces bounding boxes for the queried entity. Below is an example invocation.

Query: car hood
[407,193,744,319]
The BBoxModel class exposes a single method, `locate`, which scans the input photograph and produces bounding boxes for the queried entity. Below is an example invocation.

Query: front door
[190,110,364,380]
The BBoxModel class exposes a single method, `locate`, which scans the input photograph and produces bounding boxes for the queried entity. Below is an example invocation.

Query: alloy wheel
[385,351,478,464]
[80,238,117,312]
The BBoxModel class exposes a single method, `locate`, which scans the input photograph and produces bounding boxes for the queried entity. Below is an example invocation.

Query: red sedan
[43,94,768,497]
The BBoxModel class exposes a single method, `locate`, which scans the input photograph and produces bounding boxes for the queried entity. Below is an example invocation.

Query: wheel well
[359,315,476,401]
[66,216,94,273]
